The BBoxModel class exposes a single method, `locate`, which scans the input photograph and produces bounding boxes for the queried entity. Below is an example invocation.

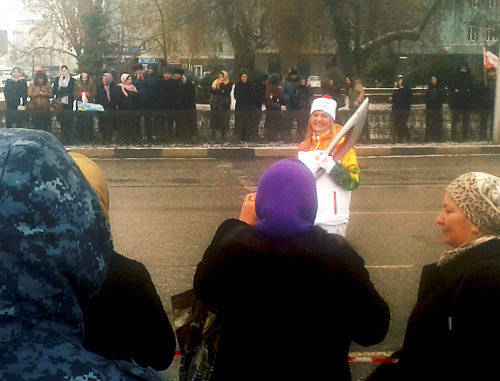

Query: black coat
[52,76,76,110]
[234,81,257,111]
[177,81,196,110]
[447,68,474,110]
[391,85,412,110]
[369,238,500,381]
[194,219,390,381]
[142,72,160,110]
[157,78,179,110]
[96,81,120,111]
[323,85,346,109]
[296,85,313,111]
[425,83,446,110]
[117,89,141,111]
[80,251,176,371]
[4,78,28,109]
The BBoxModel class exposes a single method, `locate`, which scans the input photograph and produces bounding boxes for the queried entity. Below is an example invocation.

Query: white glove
[316,152,338,174]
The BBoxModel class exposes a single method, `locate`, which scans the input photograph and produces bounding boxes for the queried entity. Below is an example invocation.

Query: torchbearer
[298,95,368,236]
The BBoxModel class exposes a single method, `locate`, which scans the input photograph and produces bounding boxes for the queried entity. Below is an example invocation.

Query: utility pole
[494,65,500,144]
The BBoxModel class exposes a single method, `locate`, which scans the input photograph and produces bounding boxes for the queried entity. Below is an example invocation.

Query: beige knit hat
[447,172,500,235]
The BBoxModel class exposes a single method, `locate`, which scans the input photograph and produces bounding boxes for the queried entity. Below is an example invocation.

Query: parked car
[307,75,321,88]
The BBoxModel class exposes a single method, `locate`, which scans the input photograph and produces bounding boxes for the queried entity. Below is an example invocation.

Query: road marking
[351,211,437,214]
[366,265,413,269]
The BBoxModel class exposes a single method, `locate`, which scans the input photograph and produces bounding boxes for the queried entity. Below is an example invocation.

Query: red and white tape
[348,356,398,363]
[174,351,398,363]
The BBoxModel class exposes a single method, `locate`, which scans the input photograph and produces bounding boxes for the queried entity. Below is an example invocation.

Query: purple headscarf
[256,158,318,237]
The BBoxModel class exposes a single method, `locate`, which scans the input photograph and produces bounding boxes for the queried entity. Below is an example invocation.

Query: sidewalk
[67,142,500,159]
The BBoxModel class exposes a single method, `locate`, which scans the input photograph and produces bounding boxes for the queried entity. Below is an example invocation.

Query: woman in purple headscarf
[194,158,389,381]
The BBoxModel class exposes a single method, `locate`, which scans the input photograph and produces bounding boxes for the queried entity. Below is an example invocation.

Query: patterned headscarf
[446,172,500,236]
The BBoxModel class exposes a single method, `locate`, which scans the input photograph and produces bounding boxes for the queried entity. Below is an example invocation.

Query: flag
[484,49,498,69]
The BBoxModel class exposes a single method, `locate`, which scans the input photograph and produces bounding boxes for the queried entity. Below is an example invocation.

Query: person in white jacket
[298,95,360,236]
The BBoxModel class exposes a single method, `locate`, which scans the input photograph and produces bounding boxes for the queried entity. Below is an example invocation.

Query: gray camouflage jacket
[0,129,162,380]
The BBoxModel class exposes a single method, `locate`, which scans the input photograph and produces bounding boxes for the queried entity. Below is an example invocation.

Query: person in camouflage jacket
[0,129,162,381]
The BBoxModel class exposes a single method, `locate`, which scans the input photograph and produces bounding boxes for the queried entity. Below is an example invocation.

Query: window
[214,42,223,53]
[468,25,478,41]
[486,25,497,40]
[194,65,203,78]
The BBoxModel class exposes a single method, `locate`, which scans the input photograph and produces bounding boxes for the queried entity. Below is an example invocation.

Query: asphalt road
[95,153,500,380]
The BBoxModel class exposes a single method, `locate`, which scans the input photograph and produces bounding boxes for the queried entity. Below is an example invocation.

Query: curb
[66,145,500,159]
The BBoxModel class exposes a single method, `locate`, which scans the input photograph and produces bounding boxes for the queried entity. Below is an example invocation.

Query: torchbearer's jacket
[298,131,359,230]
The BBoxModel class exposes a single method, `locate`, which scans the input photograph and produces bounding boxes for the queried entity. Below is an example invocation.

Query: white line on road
[351,211,437,214]
[366,265,413,269]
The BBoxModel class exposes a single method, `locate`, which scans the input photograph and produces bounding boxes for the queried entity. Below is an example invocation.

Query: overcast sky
[0,1,26,38]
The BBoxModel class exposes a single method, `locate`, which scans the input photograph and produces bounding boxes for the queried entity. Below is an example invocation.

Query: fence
[0,106,493,145]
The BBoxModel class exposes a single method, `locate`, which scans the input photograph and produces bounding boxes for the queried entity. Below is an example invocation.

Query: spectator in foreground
[0,129,162,381]
[194,158,389,381]
[369,172,500,381]
[69,153,176,371]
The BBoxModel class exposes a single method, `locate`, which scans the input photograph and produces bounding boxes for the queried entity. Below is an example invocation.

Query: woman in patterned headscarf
[369,172,500,381]
[0,129,162,380]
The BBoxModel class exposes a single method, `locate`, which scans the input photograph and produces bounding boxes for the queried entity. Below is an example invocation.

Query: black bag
[172,289,220,381]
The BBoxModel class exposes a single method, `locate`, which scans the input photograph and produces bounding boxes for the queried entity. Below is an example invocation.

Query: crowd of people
[1,80,500,380]
[1,64,498,145]
[390,65,497,143]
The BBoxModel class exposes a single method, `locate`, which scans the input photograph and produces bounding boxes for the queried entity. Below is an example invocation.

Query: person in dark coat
[142,63,161,142]
[295,76,313,142]
[209,71,233,140]
[389,78,412,143]
[194,158,390,381]
[447,65,474,141]
[263,73,283,141]
[96,73,120,144]
[3,66,28,128]
[0,129,162,381]
[282,69,300,139]
[117,73,142,144]
[69,153,176,371]
[322,75,346,110]
[52,65,77,144]
[368,171,500,381]
[474,67,496,141]
[424,75,446,142]
[234,71,259,142]
[157,67,179,143]
[176,73,197,143]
